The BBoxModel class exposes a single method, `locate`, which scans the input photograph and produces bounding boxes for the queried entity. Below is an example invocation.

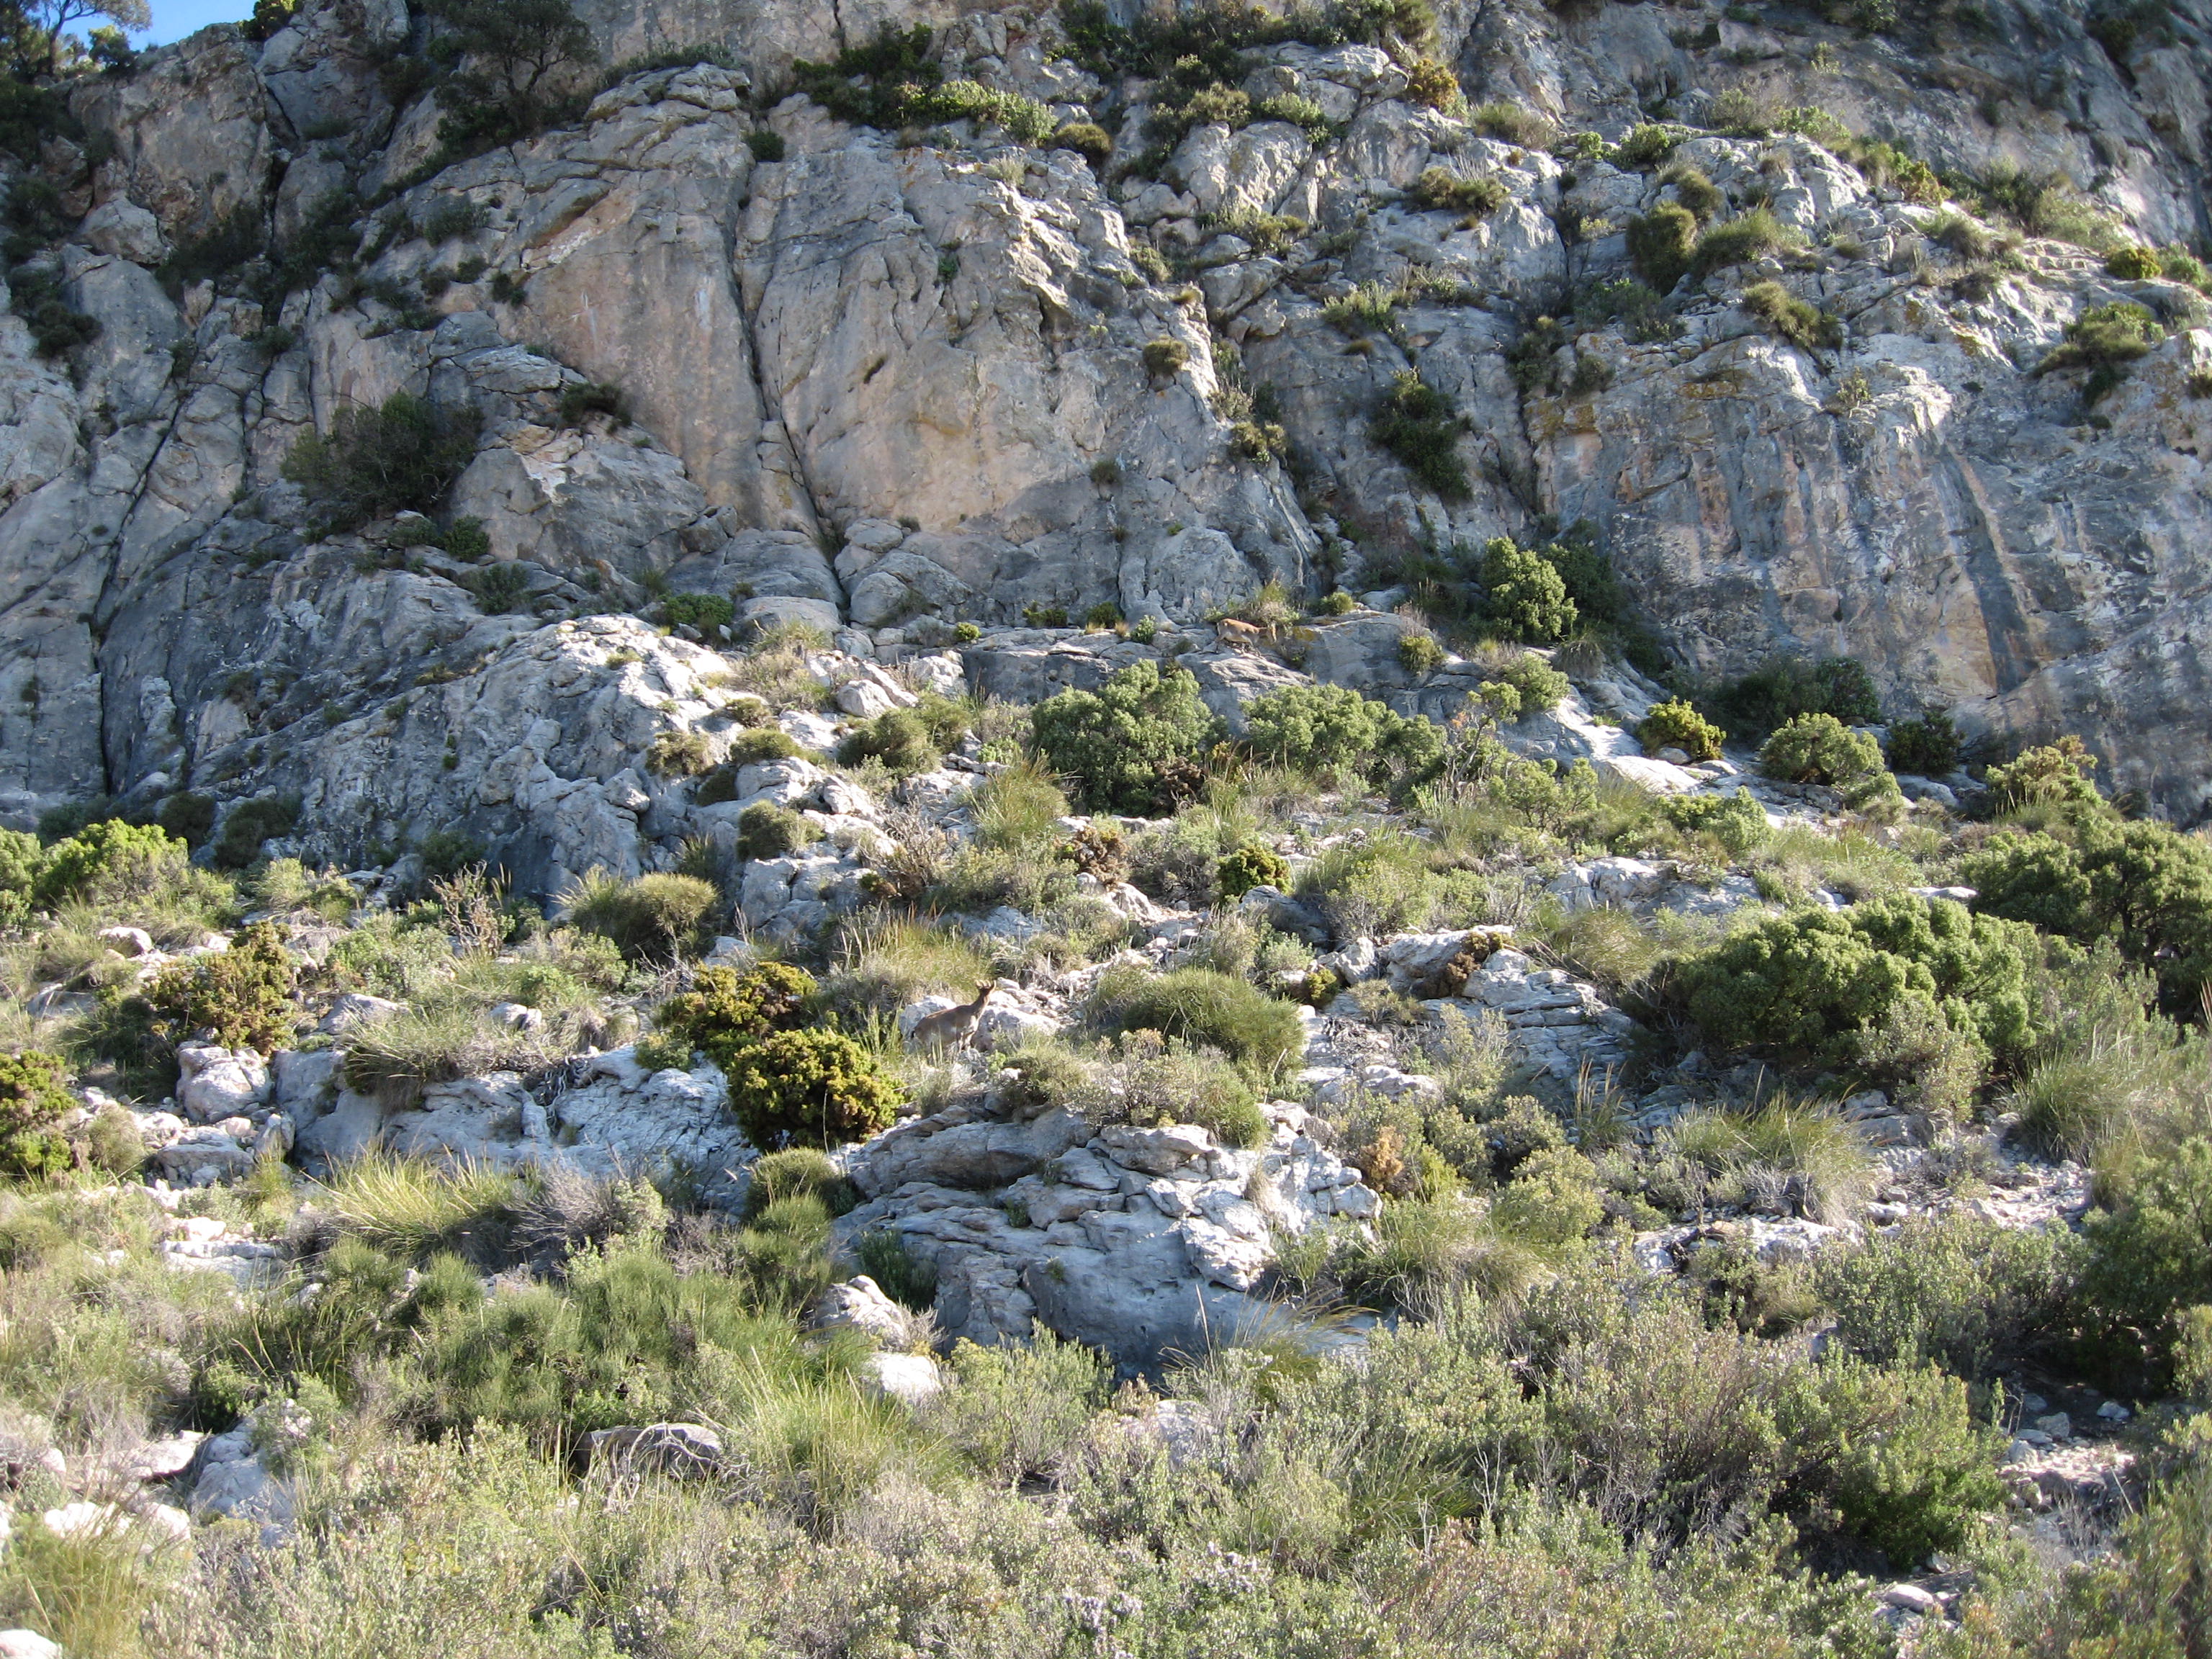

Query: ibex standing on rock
[908,981,997,1051]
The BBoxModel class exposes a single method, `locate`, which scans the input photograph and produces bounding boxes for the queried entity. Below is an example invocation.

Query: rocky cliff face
[1,0,2209,875]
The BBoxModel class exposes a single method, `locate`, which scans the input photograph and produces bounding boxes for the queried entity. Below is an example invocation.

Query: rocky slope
[2,0,2211,879]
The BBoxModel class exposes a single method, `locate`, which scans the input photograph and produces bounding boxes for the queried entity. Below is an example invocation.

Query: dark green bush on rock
[32,818,186,907]
[1982,734,2102,814]
[1677,895,2050,1078]
[1370,371,1468,498]
[734,801,822,863]
[1031,661,1219,814]
[1884,709,1960,775]
[1712,655,1880,739]
[282,393,482,534]
[1627,201,1698,292]
[212,793,303,871]
[0,1050,76,1179]
[1758,713,1882,786]
[563,871,719,963]
[837,698,969,777]
[652,963,902,1148]
[1480,536,1578,643]
[1637,698,1725,761]
[108,922,300,1087]
[1663,791,1770,856]
[1217,841,1290,900]
[1481,651,1569,715]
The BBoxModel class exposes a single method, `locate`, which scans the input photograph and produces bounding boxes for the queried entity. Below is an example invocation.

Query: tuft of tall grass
[826,916,995,1019]
[307,1152,518,1259]
[0,1503,177,1657]
[1660,1097,1871,1224]
[972,759,1069,852]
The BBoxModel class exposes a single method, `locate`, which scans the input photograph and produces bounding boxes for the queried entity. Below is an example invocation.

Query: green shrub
[727,727,804,766]
[1402,55,1460,109]
[735,801,822,863]
[1627,202,1697,292]
[1398,630,1446,674]
[1962,817,2212,1014]
[721,1028,904,1149]
[1482,651,1568,714]
[1819,1214,2080,1382]
[1660,162,1725,220]
[0,1050,73,1179]
[561,871,719,962]
[1102,1030,1271,1148]
[837,698,969,776]
[2105,245,2162,279]
[1711,655,1881,738]
[1637,698,1725,760]
[156,789,217,849]
[1740,280,1840,351]
[1143,337,1191,377]
[1053,120,1112,164]
[1676,894,2049,1075]
[645,729,714,777]
[282,392,481,534]
[213,793,302,871]
[0,828,41,925]
[1491,1145,1604,1248]
[1613,123,1679,168]
[1370,371,1467,498]
[742,1148,857,1221]
[422,0,599,157]
[418,828,487,881]
[930,1330,1109,1483]
[1982,734,2101,812]
[1884,709,1959,775]
[1217,841,1290,900]
[138,920,298,1055]
[1408,166,1506,215]
[853,1228,938,1310]
[1467,99,1555,147]
[1031,661,1218,814]
[664,592,734,633]
[1480,536,1578,643]
[1794,1357,2002,1563]
[1662,791,1769,855]
[2038,301,2162,375]
[1241,681,1442,793]
[32,818,186,907]
[652,963,902,1148]
[1690,207,1799,278]
[1758,713,1883,786]
[1314,589,1357,616]
[1090,965,1304,1078]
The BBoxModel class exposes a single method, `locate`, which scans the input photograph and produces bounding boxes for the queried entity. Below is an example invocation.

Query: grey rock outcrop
[4,0,2211,878]
[836,1096,1377,1364]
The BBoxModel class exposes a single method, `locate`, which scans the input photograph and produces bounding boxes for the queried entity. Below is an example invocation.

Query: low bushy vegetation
[282,393,482,534]
[1638,698,1725,760]
[1032,660,1219,814]
[1089,963,1304,1078]
[1241,682,1443,793]
[1370,370,1468,498]
[651,963,903,1148]
[1676,894,2055,1087]
[560,869,719,963]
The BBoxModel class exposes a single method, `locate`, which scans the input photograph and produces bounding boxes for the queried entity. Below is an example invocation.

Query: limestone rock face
[1,0,2208,871]
[835,1097,1378,1363]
